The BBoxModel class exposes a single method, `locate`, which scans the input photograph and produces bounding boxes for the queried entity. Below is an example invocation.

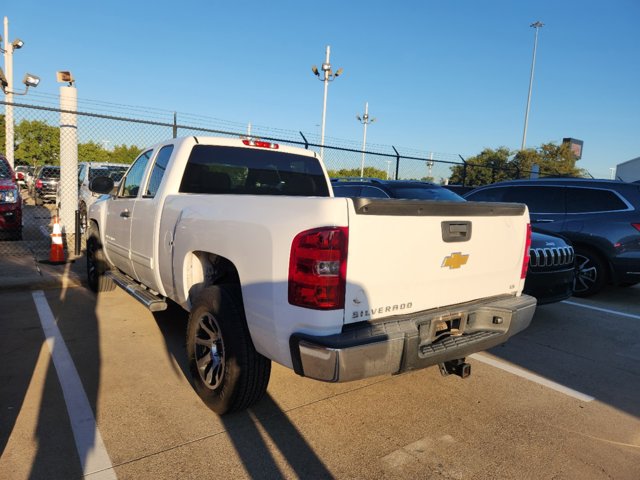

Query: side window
[119,150,152,198]
[78,164,87,183]
[566,188,628,213]
[145,145,174,198]
[332,185,362,197]
[360,186,390,198]
[465,188,507,202]
[501,186,565,213]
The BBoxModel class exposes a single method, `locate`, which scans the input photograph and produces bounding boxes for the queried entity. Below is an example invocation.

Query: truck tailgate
[344,198,529,324]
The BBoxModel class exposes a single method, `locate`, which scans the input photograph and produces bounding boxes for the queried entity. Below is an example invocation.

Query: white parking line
[561,300,640,320]
[32,291,117,480]
[469,353,595,402]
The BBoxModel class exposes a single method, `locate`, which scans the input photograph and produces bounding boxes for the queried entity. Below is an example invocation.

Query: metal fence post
[299,131,309,150]
[173,112,178,138]
[392,146,400,180]
[458,155,467,186]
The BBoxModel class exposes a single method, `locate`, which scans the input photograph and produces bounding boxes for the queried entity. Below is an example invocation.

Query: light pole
[521,21,544,151]
[312,45,343,160]
[357,102,376,177]
[1,16,40,169]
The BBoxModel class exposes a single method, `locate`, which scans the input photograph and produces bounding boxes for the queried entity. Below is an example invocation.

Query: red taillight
[289,227,348,310]
[632,223,640,232]
[521,223,532,279]
[36,179,43,189]
[242,139,279,149]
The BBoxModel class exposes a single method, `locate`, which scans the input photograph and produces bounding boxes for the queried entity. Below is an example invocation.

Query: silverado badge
[442,252,469,269]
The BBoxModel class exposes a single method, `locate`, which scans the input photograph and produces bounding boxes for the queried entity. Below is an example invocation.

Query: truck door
[104,150,153,277]
[129,144,174,291]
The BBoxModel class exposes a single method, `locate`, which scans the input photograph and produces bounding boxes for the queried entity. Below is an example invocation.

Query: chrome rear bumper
[290,294,536,382]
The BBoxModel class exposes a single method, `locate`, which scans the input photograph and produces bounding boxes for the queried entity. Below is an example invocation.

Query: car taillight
[632,223,640,232]
[242,139,279,149]
[36,179,43,189]
[521,223,532,279]
[289,227,348,310]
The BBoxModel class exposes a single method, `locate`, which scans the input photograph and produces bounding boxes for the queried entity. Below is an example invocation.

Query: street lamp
[356,102,376,177]
[311,45,343,159]
[2,17,40,169]
[521,21,544,151]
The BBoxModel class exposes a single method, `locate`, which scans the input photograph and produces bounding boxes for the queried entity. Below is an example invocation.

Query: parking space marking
[561,300,640,320]
[32,291,117,480]
[469,353,595,402]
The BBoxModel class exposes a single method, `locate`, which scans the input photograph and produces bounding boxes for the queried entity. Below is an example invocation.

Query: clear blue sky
[3,0,639,178]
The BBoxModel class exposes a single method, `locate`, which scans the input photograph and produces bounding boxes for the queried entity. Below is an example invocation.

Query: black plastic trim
[351,198,526,217]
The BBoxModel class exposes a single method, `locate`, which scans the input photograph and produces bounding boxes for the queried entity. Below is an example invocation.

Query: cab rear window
[180,145,329,197]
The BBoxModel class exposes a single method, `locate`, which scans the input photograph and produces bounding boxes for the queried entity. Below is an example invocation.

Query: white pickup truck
[87,136,536,414]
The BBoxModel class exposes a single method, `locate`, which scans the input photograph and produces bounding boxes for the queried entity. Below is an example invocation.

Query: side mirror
[89,175,115,194]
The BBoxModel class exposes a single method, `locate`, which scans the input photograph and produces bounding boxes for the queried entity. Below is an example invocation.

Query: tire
[86,222,114,292]
[79,202,88,234]
[573,247,608,297]
[186,285,271,415]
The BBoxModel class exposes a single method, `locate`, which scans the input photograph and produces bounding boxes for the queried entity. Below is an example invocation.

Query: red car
[0,155,22,240]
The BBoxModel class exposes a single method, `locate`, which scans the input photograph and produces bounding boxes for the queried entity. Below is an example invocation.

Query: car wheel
[86,223,113,292]
[186,285,271,415]
[573,247,607,297]
[79,202,87,233]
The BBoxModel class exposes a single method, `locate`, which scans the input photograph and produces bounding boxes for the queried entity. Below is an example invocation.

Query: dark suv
[30,165,60,206]
[464,178,640,296]
[331,178,575,304]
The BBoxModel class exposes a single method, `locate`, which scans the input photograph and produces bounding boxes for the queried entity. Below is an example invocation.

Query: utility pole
[357,102,375,177]
[521,21,544,150]
[4,17,15,168]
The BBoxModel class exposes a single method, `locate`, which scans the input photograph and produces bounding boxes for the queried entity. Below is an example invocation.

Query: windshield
[40,167,60,179]
[388,185,465,202]
[0,161,11,179]
[89,165,128,182]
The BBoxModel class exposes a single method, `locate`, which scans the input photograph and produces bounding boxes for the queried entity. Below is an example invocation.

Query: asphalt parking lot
[0,267,638,479]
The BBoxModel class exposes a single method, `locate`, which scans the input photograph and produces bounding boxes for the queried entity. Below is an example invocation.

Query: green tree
[78,141,111,163]
[14,120,60,167]
[449,147,513,186]
[327,166,388,179]
[109,144,142,164]
[450,142,586,186]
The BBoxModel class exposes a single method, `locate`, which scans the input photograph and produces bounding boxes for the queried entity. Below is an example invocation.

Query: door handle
[533,219,555,223]
[120,209,131,218]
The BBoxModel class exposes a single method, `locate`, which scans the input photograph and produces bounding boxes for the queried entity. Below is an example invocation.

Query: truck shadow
[152,302,334,479]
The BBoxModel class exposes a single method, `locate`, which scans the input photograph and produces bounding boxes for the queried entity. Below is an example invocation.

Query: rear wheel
[573,247,607,297]
[186,285,271,414]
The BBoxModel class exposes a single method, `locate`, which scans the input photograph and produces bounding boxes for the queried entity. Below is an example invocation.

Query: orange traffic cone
[49,216,65,264]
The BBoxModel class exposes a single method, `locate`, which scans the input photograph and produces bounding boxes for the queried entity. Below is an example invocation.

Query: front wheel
[573,247,607,297]
[86,223,113,292]
[79,202,88,234]
[186,286,271,415]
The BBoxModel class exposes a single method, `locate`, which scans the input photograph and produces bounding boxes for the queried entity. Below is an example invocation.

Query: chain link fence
[0,99,563,262]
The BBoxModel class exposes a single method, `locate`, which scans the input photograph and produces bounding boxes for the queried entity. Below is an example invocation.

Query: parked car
[0,155,22,240]
[332,178,575,305]
[464,178,640,296]
[30,165,60,206]
[77,162,128,230]
[14,165,33,189]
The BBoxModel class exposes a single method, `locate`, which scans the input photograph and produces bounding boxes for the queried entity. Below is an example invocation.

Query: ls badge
[442,252,469,269]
